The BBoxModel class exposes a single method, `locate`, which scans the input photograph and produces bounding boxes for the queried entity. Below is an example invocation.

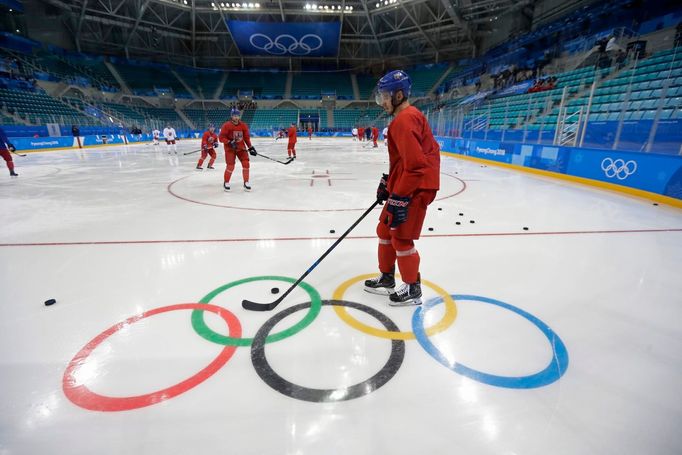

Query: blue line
[411,294,569,389]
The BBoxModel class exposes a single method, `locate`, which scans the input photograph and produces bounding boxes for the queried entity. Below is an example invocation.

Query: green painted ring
[191,276,322,347]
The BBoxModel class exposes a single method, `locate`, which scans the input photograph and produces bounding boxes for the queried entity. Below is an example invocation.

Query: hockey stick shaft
[256,152,293,165]
[242,199,381,311]
[11,151,27,157]
[183,149,202,155]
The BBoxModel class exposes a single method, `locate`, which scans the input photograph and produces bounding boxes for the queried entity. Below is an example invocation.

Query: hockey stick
[256,152,294,165]
[11,150,27,157]
[183,149,202,155]
[242,199,381,311]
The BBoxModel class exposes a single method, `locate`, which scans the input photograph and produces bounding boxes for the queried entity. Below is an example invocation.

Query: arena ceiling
[36,0,539,69]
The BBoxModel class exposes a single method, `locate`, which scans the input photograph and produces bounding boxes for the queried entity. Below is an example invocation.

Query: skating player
[287,122,297,159]
[275,128,286,140]
[219,108,257,191]
[307,126,313,140]
[162,125,177,154]
[352,127,358,141]
[196,124,218,170]
[358,126,365,142]
[382,126,389,146]
[365,70,440,306]
[371,125,379,148]
[152,128,160,146]
[0,126,18,177]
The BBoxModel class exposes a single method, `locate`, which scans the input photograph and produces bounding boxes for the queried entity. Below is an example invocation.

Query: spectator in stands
[675,22,682,48]
[616,50,627,69]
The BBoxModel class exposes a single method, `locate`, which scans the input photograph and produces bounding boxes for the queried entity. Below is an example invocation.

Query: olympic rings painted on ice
[191,275,322,347]
[412,295,569,389]
[62,303,241,412]
[251,300,405,402]
[63,277,570,411]
[249,33,323,56]
[332,273,457,340]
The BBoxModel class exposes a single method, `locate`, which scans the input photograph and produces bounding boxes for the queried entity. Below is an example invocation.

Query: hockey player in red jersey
[219,108,257,191]
[307,126,313,140]
[0,126,18,177]
[358,126,365,142]
[287,123,297,159]
[371,126,379,148]
[196,124,218,170]
[365,70,440,306]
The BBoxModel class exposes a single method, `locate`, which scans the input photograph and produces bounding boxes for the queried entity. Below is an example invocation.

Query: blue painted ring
[412,294,569,389]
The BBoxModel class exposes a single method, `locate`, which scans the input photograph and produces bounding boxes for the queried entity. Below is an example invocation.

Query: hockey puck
[437,207,442,211]
[44,299,56,306]
[271,287,280,294]
[428,227,434,231]
[523,227,529,231]
[329,229,336,234]
[459,213,464,216]
[653,203,659,206]
[456,222,461,225]
[470,220,475,224]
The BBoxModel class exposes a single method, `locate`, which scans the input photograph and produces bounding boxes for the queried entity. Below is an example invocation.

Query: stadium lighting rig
[303,4,354,12]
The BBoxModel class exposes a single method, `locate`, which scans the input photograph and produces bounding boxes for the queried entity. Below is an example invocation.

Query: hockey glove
[386,194,410,228]
[248,146,257,157]
[8,143,16,152]
[376,173,389,202]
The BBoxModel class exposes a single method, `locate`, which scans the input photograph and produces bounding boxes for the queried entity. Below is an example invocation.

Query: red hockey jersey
[385,106,440,196]
[219,121,252,151]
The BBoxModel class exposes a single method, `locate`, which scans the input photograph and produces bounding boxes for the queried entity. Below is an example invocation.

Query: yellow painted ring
[332,273,457,340]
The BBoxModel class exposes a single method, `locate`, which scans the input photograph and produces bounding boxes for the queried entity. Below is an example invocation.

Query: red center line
[1,228,681,248]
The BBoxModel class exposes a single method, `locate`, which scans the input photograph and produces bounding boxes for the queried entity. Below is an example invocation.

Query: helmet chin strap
[391,90,407,109]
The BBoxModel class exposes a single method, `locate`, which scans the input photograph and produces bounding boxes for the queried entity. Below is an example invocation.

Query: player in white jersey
[352,127,358,141]
[152,129,160,146]
[163,126,177,154]
[382,126,388,146]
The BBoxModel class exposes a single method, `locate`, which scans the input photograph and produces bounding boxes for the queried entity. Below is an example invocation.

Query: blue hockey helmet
[375,70,412,106]
[208,123,215,130]
[230,107,241,118]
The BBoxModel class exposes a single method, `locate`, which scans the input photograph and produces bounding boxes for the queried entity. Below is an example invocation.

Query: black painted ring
[251,300,405,403]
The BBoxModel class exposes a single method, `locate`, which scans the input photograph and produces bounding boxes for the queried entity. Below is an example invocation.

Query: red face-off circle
[63,303,241,412]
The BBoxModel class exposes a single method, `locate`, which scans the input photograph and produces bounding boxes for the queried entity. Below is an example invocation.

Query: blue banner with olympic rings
[226,20,341,57]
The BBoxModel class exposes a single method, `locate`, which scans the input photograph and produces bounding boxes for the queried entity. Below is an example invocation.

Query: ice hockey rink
[1,137,681,455]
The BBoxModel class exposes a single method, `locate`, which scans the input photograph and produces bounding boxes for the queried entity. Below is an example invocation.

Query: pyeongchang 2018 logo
[249,34,323,55]
[600,157,637,180]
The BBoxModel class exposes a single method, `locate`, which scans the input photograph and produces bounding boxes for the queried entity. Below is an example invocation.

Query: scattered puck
[437,207,442,211]
[653,203,659,206]
[329,229,335,234]
[271,287,280,294]
[523,227,529,231]
[459,213,464,216]
[470,220,475,224]
[456,222,461,225]
[428,227,434,231]
[44,299,56,306]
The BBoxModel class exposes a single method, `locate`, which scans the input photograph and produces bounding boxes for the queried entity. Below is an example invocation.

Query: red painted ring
[62,303,241,412]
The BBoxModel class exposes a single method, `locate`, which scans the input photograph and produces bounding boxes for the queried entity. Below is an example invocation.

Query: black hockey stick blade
[242,199,381,311]
[183,149,202,155]
[11,151,27,157]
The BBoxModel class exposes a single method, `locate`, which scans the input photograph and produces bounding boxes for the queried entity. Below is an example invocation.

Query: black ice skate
[207,166,215,169]
[389,275,422,306]
[10,171,18,177]
[243,182,251,191]
[196,165,202,170]
[364,271,395,295]
[223,182,230,192]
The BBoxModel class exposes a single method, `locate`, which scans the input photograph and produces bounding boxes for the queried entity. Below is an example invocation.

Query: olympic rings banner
[62,274,569,411]
[437,136,682,200]
[226,20,341,57]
